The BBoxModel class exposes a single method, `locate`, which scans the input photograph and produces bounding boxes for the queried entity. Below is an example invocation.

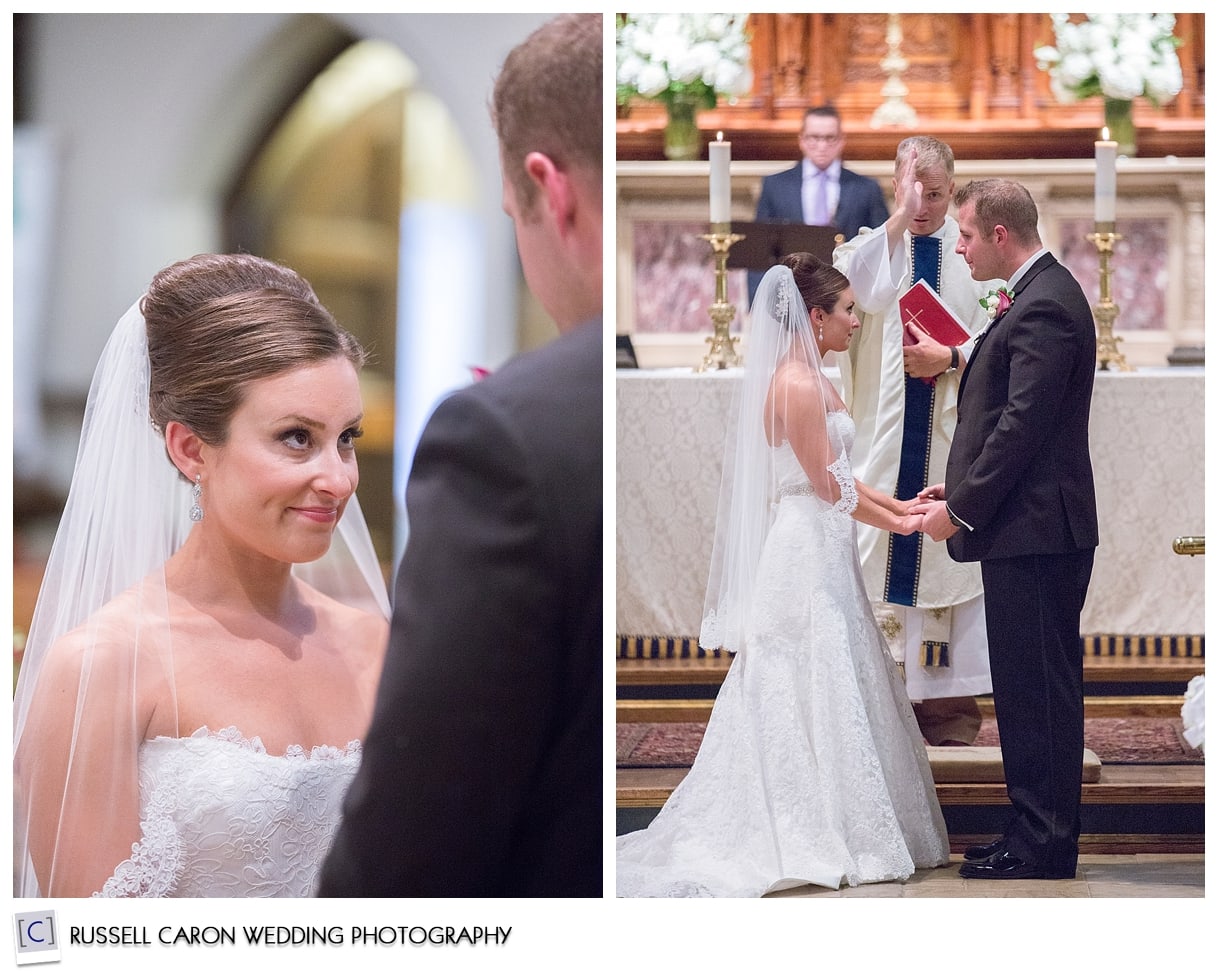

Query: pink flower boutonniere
[979,286,1015,322]
[469,365,492,382]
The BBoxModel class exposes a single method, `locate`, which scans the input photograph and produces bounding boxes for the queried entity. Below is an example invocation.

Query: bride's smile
[290,505,341,524]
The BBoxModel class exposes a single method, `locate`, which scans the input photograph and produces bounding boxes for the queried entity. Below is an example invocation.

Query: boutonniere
[469,365,492,382]
[979,286,1015,322]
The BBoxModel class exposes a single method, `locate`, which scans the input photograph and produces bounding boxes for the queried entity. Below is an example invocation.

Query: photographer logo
[14,911,60,965]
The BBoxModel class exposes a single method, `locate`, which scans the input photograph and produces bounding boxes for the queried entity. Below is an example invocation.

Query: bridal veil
[12,298,389,896]
[699,262,852,656]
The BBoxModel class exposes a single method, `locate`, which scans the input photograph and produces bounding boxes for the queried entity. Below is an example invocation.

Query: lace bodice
[96,726,360,898]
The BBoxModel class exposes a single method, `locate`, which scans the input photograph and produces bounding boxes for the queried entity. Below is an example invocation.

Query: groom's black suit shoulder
[319,318,602,897]
[945,252,1099,561]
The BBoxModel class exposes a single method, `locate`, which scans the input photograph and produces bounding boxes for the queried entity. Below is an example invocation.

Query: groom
[318,13,602,897]
[917,178,1098,880]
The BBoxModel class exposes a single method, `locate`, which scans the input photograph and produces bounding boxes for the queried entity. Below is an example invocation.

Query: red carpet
[617,717,1204,768]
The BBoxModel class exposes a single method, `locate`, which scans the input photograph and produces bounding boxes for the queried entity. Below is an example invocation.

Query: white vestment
[833,217,999,700]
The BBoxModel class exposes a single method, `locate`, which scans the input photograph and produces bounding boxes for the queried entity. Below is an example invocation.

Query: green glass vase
[662,93,700,161]
[1103,97,1137,157]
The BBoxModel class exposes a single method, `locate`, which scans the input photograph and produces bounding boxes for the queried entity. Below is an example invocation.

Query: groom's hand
[903,323,951,378]
[920,500,959,542]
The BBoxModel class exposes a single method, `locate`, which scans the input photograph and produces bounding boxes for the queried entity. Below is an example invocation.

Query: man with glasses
[756,105,889,244]
[750,105,888,302]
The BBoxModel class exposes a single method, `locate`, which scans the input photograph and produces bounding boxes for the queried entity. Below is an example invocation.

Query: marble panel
[632,220,748,334]
[1058,216,1170,330]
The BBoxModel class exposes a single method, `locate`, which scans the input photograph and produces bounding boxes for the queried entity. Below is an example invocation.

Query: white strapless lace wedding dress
[96,726,360,897]
[617,413,949,897]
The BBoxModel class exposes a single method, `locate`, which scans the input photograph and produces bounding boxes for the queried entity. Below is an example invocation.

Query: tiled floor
[764,853,1204,898]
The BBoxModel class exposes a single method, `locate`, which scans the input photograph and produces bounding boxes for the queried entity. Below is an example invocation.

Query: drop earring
[817,319,825,342]
[189,475,204,522]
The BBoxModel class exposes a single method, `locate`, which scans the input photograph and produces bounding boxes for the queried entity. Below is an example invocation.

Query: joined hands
[908,483,958,541]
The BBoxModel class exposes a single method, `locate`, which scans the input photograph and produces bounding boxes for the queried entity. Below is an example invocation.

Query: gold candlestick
[1087,222,1132,372]
[695,222,745,372]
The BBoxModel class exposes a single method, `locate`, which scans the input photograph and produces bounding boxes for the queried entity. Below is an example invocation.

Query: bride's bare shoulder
[31,583,174,702]
[298,583,388,662]
[772,362,833,408]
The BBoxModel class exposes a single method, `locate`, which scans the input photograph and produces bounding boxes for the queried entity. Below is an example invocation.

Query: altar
[616,367,1204,649]
[617,157,1206,371]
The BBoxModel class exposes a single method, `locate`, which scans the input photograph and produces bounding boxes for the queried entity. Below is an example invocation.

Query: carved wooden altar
[617,13,1205,162]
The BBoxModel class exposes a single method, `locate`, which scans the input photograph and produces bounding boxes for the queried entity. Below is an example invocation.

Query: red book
[898,279,970,348]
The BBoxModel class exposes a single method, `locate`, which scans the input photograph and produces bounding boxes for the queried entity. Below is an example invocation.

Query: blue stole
[883,234,941,606]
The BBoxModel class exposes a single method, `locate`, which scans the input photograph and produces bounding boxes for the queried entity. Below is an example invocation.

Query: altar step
[618,694,1190,723]
[616,719,1204,849]
[615,653,1204,853]
[616,764,1206,856]
[617,764,1204,817]
[617,652,1204,699]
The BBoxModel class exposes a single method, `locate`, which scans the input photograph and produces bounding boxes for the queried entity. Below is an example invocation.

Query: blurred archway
[226,37,479,568]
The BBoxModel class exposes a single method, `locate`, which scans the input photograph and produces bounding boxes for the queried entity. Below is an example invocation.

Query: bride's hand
[895,513,924,536]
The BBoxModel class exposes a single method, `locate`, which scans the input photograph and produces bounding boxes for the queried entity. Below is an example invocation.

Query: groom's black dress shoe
[959,850,1075,880]
[962,837,1006,862]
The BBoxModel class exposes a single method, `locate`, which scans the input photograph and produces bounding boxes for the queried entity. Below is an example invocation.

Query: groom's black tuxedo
[944,252,1098,873]
[946,253,1099,561]
[318,319,602,897]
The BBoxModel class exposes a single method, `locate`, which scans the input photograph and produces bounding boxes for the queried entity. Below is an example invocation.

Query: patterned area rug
[617,717,1204,768]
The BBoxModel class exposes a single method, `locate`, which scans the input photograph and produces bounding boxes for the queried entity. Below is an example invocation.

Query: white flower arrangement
[1033,13,1184,106]
[616,14,753,110]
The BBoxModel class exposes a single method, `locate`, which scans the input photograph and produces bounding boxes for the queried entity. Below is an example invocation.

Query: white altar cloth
[616,367,1203,642]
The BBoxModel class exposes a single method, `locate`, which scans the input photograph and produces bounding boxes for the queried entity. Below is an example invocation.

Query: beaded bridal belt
[777,482,817,498]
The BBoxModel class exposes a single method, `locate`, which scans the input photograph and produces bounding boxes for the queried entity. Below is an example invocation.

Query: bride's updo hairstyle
[143,253,366,448]
[781,252,850,320]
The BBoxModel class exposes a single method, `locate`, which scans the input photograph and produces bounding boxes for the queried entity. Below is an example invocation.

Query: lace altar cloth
[617,368,1204,643]
[96,726,360,897]
[617,413,949,896]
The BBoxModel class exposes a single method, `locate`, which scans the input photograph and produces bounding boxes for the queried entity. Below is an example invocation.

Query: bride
[617,256,949,897]
[13,253,390,897]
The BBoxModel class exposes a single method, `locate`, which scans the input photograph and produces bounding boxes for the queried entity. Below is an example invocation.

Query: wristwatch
[946,345,960,372]
[946,506,965,528]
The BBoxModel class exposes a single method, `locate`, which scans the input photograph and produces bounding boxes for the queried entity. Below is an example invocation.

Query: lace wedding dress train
[617,417,949,897]
[97,727,360,897]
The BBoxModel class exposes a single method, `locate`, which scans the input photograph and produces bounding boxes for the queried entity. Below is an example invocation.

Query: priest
[833,135,999,744]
